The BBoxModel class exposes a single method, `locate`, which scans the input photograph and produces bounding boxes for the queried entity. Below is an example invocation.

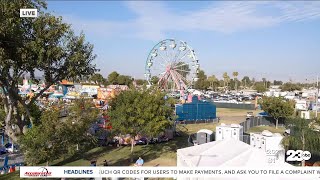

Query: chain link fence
[240,116,285,132]
[212,102,255,110]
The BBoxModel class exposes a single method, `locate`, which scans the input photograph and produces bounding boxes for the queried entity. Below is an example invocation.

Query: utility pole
[316,75,319,118]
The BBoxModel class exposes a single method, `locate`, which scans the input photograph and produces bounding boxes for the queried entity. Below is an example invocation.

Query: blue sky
[47,1,320,82]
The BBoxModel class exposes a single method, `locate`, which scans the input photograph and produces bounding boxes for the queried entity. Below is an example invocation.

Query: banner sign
[20,166,320,179]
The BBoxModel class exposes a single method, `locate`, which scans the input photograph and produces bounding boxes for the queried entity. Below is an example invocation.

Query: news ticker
[20,166,320,178]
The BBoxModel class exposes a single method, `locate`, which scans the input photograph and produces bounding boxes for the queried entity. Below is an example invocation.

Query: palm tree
[207,75,218,91]
[282,117,320,166]
[262,78,267,88]
[232,72,239,91]
[223,72,229,90]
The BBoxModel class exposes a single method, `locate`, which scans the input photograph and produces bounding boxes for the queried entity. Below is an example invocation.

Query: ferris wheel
[144,39,200,91]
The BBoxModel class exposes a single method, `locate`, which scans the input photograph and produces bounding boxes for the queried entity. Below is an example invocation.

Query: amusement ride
[144,39,200,94]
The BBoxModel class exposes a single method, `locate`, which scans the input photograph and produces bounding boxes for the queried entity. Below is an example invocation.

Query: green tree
[262,78,267,88]
[0,97,5,128]
[229,79,240,90]
[207,75,219,91]
[89,73,106,85]
[260,97,295,129]
[0,0,97,141]
[281,83,302,92]
[151,76,159,85]
[251,78,256,86]
[108,88,173,160]
[254,82,267,93]
[194,70,209,90]
[135,79,147,86]
[218,80,225,89]
[282,117,320,166]
[174,62,190,78]
[223,72,230,90]
[20,99,98,165]
[266,81,271,89]
[232,72,239,91]
[107,71,120,85]
[117,75,132,86]
[241,76,251,88]
[273,80,283,86]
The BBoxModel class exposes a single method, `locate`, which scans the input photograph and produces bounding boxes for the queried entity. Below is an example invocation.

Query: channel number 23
[286,150,311,161]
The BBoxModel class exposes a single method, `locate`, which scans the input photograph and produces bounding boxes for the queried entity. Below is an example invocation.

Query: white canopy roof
[177,138,291,167]
[197,129,213,135]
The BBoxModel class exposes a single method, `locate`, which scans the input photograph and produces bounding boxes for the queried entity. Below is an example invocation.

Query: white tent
[192,90,203,96]
[177,138,300,180]
[177,138,277,167]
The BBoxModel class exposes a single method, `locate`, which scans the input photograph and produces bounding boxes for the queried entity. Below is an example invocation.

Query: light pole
[316,75,319,118]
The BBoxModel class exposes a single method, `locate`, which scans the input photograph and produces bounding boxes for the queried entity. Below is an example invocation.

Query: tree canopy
[108,88,174,138]
[281,82,302,92]
[241,76,252,88]
[107,71,120,85]
[0,0,97,141]
[20,99,98,165]
[222,72,230,88]
[89,73,106,85]
[151,76,159,85]
[106,71,132,86]
[175,62,190,78]
[282,117,320,166]
[194,70,209,90]
[254,82,267,93]
[260,97,295,128]
[135,79,147,86]
[273,80,283,86]
[207,75,219,90]
[117,75,133,86]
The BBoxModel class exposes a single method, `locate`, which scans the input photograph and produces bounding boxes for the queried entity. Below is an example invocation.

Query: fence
[242,134,251,145]
[188,132,250,146]
[0,153,24,171]
[176,119,218,124]
[240,116,285,132]
[212,102,255,110]
[185,116,286,147]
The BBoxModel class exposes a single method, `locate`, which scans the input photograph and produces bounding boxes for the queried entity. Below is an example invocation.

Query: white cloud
[62,1,320,41]
[275,2,320,22]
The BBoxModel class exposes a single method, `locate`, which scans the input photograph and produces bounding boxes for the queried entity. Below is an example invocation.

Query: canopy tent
[177,138,296,180]
[178,138,282,167]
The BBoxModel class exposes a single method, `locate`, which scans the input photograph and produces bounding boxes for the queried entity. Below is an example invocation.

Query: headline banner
[20,166,320,179]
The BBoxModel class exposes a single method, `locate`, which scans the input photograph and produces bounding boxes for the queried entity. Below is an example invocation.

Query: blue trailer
[175,96,217,121]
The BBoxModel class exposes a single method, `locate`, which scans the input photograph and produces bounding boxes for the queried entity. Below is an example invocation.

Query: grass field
[45,118,244,168]
[50,122,221,167]
[247,126,286,134]
[217,108,262,117]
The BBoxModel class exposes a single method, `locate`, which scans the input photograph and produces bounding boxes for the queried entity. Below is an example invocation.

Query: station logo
[286,150,311,161]
[20,9,38,17]
[24,167,52,177]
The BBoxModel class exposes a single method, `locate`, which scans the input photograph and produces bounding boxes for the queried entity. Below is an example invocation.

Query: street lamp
[316,76,319,118]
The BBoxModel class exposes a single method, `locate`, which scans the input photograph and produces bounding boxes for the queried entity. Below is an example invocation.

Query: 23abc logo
[286,150,311,161]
